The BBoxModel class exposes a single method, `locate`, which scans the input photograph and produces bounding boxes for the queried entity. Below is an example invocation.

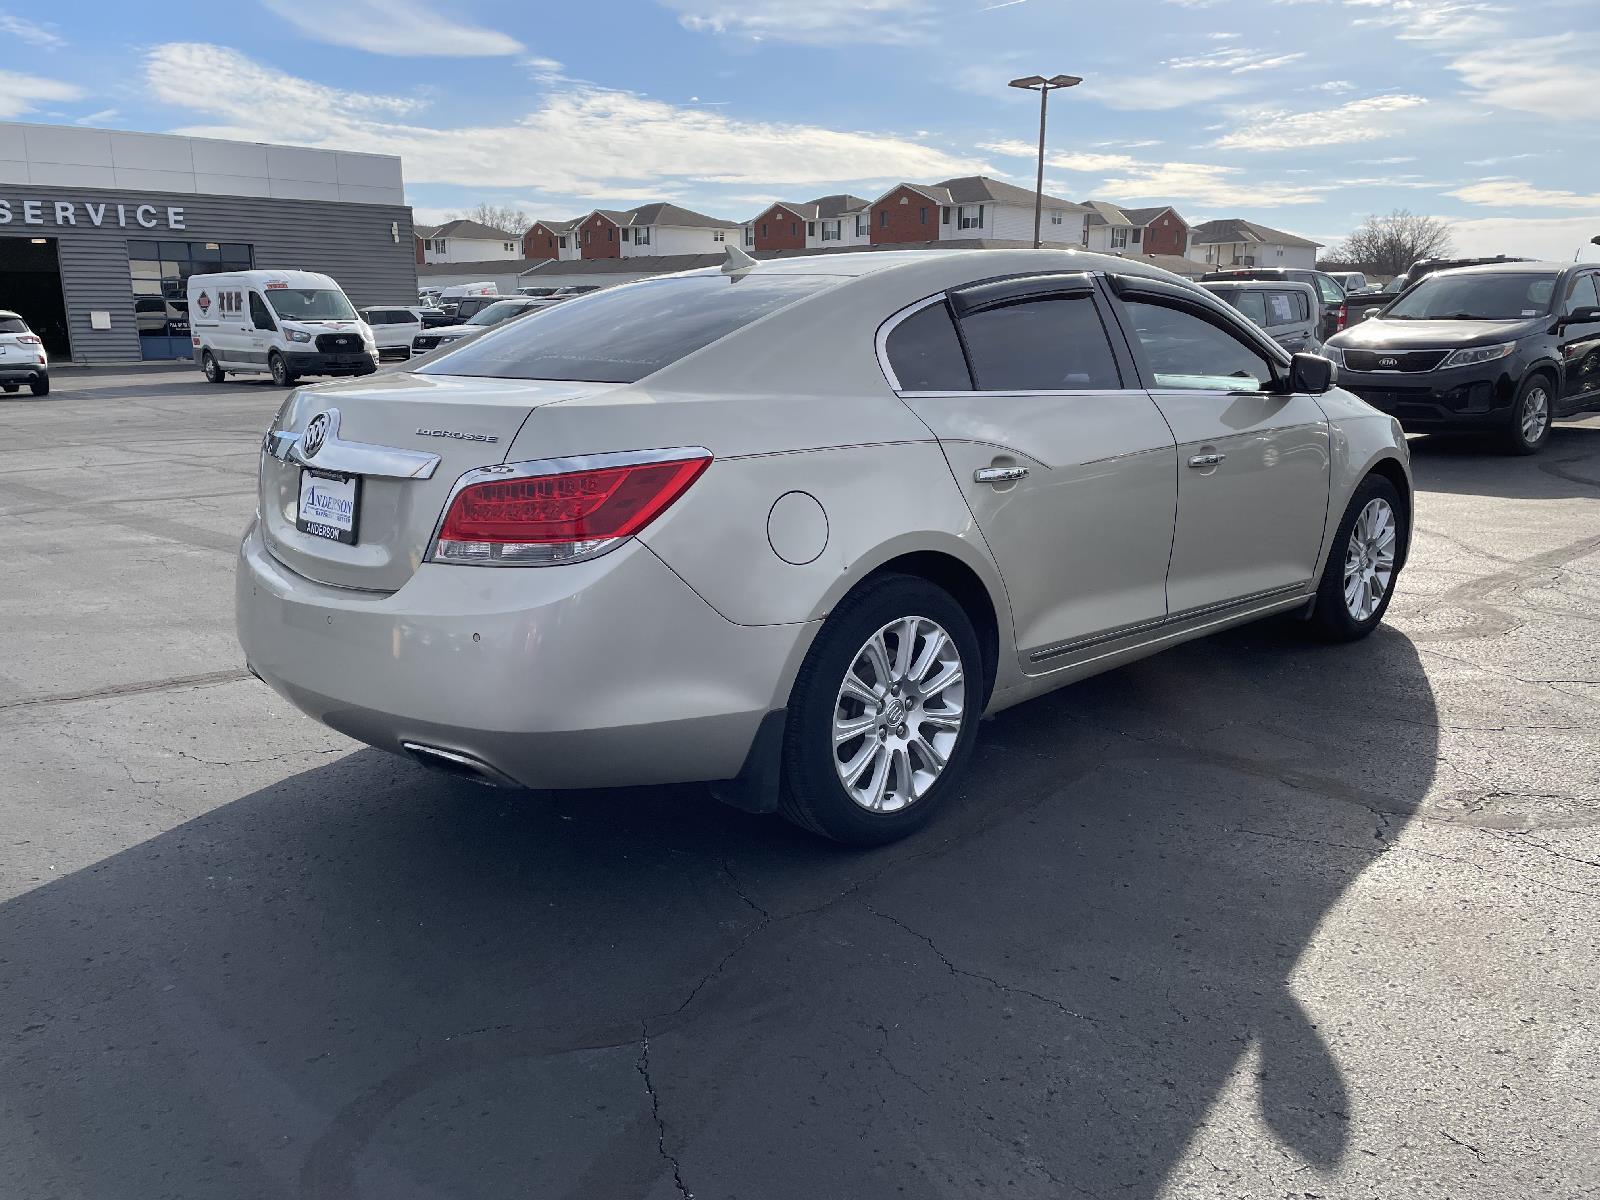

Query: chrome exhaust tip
[401,742,522,789]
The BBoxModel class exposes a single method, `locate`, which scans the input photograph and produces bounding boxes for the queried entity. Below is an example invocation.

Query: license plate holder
[296,469,360,545]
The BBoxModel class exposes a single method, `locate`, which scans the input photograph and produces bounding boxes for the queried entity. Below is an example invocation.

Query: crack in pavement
[636,1024,695,1199]
[864,902,1099,1025]
[0,668,251,712]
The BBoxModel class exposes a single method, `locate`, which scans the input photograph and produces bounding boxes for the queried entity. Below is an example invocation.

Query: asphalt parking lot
[2,365,1598,1200]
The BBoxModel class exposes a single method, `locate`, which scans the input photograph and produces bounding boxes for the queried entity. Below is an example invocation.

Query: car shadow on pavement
[0,622,1436,1200]
[1409,423,1600,500]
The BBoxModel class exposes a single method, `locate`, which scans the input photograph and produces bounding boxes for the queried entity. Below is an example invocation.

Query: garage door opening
[0,236,70,360]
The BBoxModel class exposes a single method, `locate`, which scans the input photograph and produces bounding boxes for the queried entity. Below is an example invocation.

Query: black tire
[201,350,225,384]
[779,574,983,846]
[1498,374,1554,455]
[268,351,294,388]
[29,376,48,397]
[1306,474,1405,642]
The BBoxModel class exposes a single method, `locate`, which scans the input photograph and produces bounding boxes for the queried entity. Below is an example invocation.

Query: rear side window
[1233,291,1267,325]
[420,274,836,383]
[1123,300,1275,392]
[958,295,1120,391]
[1266,291,1301,326]
[884,301,971,390]
[0,316,27,334]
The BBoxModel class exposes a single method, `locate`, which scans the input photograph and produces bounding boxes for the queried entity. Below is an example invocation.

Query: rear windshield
[467,300,534,327]
[418,273,837,383]
[0,316,27,334]
[1385,272,1557,320]
[265,287,357,322]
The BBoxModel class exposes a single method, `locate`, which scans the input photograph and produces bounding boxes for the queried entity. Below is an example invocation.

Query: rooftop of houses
[581,202,739,229]
[425,218,521,241]
[751,193,874,222]
[1081,201,1178,227]
[1190,218,1322,248]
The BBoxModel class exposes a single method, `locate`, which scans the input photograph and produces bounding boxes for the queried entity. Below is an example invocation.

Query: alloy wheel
[1342,497,1397,621]
[832,616,965,813]
[1520,385,1550,446]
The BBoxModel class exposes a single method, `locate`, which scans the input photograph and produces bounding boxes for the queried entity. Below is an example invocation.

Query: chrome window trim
[267,408,441,480]
[874,292,950,392]
[424,444,713,568]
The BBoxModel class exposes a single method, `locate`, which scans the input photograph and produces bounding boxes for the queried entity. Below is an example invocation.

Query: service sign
[0,197,186,231]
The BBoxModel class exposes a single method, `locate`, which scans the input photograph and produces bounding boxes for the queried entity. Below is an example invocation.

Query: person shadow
[0,617,1434,1199]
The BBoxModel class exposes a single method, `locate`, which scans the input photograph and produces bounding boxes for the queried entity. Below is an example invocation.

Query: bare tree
[455,203,533,237]
[1324,209,1454,276]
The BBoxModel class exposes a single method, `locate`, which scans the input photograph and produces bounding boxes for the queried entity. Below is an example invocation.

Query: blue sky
[4,0,1597,258]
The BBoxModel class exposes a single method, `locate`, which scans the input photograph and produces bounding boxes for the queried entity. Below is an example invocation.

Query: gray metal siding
[0,184,415,363]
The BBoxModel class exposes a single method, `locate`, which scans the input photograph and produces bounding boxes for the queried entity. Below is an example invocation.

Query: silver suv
[0,310,49,396]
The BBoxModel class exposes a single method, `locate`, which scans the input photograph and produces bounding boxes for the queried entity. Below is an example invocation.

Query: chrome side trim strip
[1027,581,1311,664]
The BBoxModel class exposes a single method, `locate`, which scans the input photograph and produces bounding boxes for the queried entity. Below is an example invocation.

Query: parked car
[516,287,560,298]
[417,307,452,329]
[240,248,1411,846]
[443,294,510,323]
[190,269,376,387]
[358,306,424,361]
[1200,267,1350,342]
[1322,260,1600,454]
[0,309,49,396]
[1339,276,1408,328]
[1328,271,1368,294]
[409,296,547,355]
[1200,280,1321,354]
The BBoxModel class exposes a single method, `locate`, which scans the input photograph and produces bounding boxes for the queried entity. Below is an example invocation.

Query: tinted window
[885,301,971,390]
[249,293,276,331]
[958,295,1120,391]
[0,316,27,334]
[1233,291,1267,325]
[1563,274,1600,313]
[1123,300,1275,392]
[1386,272,1558,320]
[419,273,836,383]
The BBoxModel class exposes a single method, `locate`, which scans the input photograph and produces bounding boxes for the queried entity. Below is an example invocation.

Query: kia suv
[1323,261,1600,453]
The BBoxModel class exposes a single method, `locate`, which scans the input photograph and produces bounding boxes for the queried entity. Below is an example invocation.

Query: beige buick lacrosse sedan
[238,247,1410,845]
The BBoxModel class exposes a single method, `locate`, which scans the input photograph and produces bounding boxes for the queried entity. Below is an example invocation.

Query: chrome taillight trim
[424,444,714,568]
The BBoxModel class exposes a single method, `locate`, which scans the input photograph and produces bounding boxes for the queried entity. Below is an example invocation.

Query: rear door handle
[974,466,1029,484]
[1187,453,1226,468]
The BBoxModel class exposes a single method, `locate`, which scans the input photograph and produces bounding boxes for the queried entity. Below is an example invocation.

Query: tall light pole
[1008,74,1082,249]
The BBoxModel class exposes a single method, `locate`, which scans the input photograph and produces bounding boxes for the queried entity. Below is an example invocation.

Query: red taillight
[16,334,40,344]
[1336,303,1348,332]
[433,454,710,565]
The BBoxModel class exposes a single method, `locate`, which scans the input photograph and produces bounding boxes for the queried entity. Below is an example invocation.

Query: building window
[584,230,591,245]
[607,228,615,241]
[761,223,768,238]
[1276,247,1284,257]
[1131,229,1141,244]
[957,205,984,230]
[1049,209,1062,225]
[504,242,514,251]
[621,228,629,242]
[1205,246,1214,262]
[942,207,951,225]
[791,222,799,237]
[807,222,816,237]
[1111,228,1129,249]
[426,238,447,253]
[130,238,253,359]
[920,207,928,225]
[634,226,650,245]
[713,230,725,242]
[745,227,754,246]
[856,214,868,236]
[879,210,888,228]
[821,220,841,241]
[558,236,567,249]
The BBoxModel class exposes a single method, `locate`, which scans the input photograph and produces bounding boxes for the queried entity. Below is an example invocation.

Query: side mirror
[1363,306,1383,320]
[1285,352,1335,395]
[1563,305,1600,326]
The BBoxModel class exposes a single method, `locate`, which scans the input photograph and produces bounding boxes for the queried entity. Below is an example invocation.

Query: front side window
[1122,299,1275,392]
[884,301,971,391]
[1563,273,1600,313]
[958,294,1121,392]
[419,273,837,383]
[248,292,276,331]
[1386,272,1557,320]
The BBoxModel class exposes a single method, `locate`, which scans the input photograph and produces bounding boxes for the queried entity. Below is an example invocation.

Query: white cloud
[146,44,984,199]
[0,69,82,118]
[260,0,524,56]
[1083,72,1250,111]
[73,108,120,126]
[1444,214,1600,261]
[0,14,62,47]
[1350,155,1416,164]
[1345,0,1506,43]
[979,141,1138,171]
[1447,180,1600,209]
[1309,79,1356,93]
[662,0,931,45]
[1097,160,1328,206]
[1164,47,1307,73]
[1449,36,1597,120]
[1215,93,1428,150]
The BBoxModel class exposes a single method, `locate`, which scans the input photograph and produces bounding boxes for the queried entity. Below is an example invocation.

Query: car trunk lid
[258,372,621,592]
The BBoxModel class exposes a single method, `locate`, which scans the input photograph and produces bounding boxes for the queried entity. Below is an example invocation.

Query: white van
[188,269,377,387]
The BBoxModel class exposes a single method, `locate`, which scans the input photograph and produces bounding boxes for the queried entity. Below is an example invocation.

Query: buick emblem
[302,413,331,458]
[1378,356,1399,368]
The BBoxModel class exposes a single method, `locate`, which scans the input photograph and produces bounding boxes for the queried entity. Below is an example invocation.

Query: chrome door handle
[1187,453,1226,468]
[974,466,1028,484]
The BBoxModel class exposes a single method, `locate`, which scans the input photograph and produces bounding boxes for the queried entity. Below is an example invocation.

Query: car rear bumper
[1339,362,1518,429]
[236,518,811,789]
[0,364,45,383]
